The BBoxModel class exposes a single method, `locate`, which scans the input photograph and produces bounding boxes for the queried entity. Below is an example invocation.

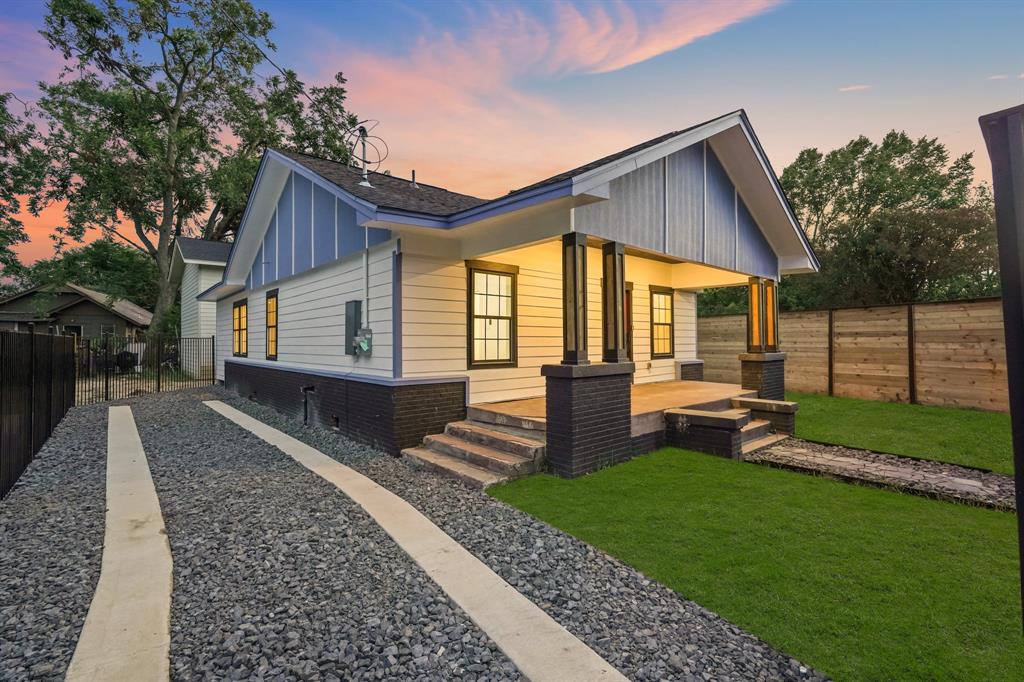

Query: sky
[3,0,1023,265]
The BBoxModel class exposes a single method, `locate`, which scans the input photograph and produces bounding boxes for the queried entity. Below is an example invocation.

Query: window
[266,290,278,360]
[232,299,248,357]
[63,324,83,337]
[100,324,115,337]
[466,261,518,369]
[650,287,674,358]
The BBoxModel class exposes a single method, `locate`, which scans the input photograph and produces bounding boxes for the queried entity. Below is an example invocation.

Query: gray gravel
[749,438,1016,510]
[131,389,520,681]
[0,404,108,682]
[216,388,825,682]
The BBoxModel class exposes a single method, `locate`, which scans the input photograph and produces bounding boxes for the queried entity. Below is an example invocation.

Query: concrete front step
[402,447,505,489]
[444,420,545,460]
[423,433,537,476]
[739,419,772,443]
[741,433,788,456]
[466,406,546,433]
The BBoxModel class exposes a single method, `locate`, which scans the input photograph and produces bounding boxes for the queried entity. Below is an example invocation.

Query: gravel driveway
[131,390,520,681]
[0,405,108,681]
[1,387,824,681]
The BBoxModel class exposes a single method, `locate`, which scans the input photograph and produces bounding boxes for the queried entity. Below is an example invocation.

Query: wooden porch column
[601,241,628,363]
[561,232,589,365]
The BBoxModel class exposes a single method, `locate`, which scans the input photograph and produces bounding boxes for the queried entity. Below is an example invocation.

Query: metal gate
[74,336,215,406]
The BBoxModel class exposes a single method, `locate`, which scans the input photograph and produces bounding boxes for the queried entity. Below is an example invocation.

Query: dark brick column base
[541,362,634,478]
[740,352,787,400]
[676,359,705,381]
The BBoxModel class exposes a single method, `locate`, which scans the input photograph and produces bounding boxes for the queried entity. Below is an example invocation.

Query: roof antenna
[357,126,372,188]
[411,169,418,189]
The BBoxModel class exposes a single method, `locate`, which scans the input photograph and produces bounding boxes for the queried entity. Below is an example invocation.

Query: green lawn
[788,391,1013,474]
[490,449,1023,682]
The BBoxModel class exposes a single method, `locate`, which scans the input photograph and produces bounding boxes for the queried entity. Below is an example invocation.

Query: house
[172,237,231,339]
[0,282,152,337]
[172,237,231,378]
[199,110,818,483]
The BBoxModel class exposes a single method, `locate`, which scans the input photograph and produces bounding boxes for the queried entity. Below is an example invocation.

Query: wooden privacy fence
[698,298,1008,411]
[0,330,76,498]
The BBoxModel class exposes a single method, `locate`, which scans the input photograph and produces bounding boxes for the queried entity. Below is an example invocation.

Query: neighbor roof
[175,237,232,264]
[0,282,153,327]
[274,149,488,217]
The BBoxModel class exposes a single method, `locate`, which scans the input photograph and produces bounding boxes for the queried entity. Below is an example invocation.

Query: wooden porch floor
[471,380,757,423]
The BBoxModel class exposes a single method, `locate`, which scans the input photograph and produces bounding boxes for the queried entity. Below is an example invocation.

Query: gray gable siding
[665,143,704,262]
[704,147,736,269]
[572,142,778,279]
[247,169,394,289]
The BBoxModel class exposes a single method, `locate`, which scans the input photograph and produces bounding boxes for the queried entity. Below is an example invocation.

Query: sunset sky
[3,0,1023,265]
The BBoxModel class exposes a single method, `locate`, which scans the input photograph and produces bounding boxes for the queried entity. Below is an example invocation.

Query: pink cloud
[838,84,871,92]
[309,1,778,198]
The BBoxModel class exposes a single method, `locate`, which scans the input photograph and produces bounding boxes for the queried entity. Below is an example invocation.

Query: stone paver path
[748,439,1015,510]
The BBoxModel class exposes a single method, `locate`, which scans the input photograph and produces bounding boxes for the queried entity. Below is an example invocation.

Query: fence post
[103,335,110,402]
[826,309,834,396]
[27,323,35,453]
[46,328,54,435]
[156,336,162,393]
[907,304,917,404]
[211,334,216,385]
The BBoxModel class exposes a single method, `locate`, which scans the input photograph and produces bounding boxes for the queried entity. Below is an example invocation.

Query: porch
[469,379,758,435]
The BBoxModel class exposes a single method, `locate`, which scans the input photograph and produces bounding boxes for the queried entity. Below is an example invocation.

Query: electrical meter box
[354,328,373,356]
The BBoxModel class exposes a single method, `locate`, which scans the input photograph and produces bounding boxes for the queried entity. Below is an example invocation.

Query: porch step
[401,447,504,489]
[466,406,546,433]
[422,433,537,476]
[740,419,772,443]
[741,433,788,456]
[664,408,751,430]
[444,421,546,460]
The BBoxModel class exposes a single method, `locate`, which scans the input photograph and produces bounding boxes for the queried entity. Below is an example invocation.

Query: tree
[33,0,357,334]
[780,131,975,246]
[0,93,47,276]
[19,239,161,310]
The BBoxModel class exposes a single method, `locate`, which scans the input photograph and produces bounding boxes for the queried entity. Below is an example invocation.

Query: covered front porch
[470,379,757,432]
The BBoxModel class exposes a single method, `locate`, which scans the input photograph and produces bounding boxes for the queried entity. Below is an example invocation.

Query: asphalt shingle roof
[176,237,232,264]
[276,111,741,219]
[275,149,488,217]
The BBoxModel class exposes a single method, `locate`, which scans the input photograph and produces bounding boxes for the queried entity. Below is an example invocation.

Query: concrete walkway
[205,399,627,682]
[748,439,1015,510]
[66,406,172,681]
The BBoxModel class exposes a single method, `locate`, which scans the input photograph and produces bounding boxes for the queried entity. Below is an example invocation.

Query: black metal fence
[74,335,215,406]
[0,330,76,498]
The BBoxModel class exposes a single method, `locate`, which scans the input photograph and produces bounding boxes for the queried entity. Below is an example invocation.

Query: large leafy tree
[17,239,161,310]
[33,0,357,334]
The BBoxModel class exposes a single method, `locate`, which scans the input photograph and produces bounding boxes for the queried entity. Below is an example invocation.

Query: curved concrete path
[205,400,627,682]
[66,406,172,682]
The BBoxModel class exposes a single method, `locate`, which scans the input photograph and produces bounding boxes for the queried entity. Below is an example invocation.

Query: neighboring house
[199,110,818,478]
[172,237,231,338]
[171,237,231,378]
[0,283,152,337]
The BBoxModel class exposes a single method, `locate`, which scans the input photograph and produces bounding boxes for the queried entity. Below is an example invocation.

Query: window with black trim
[467,261,518,369]
[650,287,674,358]
[232,299,248,357]
[266,290,278,360]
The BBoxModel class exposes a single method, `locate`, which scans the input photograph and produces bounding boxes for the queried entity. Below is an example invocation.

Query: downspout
[301,384,316,425]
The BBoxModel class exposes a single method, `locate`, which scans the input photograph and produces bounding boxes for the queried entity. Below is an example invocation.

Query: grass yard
[788,391,1013,474]
[490,448,1023,682]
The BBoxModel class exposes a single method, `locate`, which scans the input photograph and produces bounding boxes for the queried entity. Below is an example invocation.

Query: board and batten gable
[180,262,222,338]
[246,168,391,292]
[400,240,697,404]
[573,141,779,280]
[216,239,396,382]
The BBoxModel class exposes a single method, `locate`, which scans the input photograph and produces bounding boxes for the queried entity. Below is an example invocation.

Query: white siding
[401,241,700,404]
[216,241,396,381]
[181,263,223,339]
